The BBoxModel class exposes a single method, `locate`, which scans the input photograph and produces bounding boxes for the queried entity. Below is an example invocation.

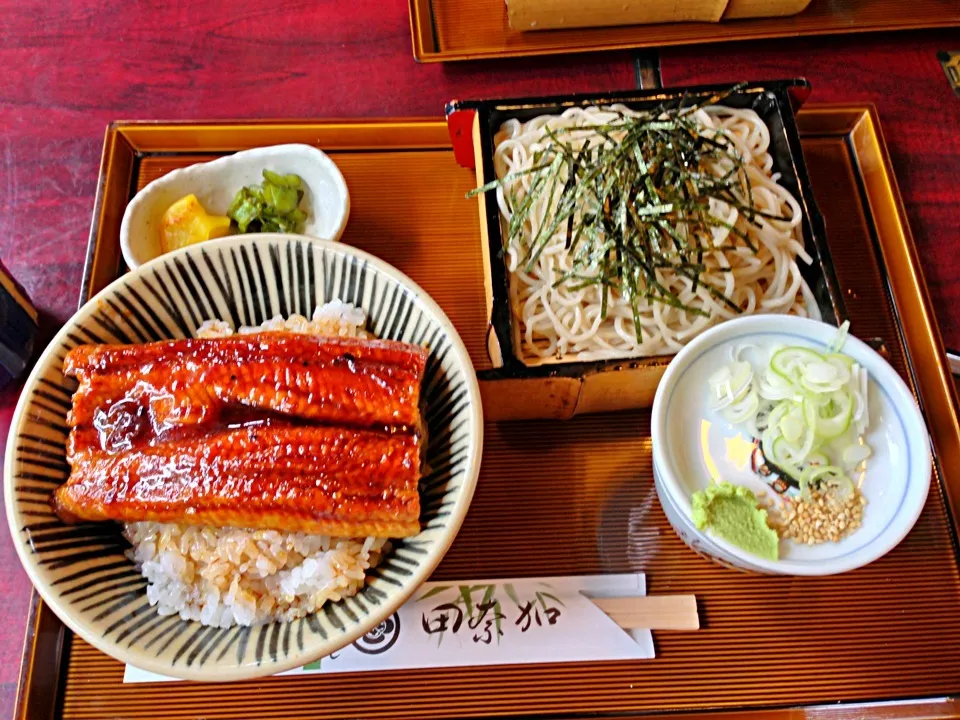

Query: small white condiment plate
[651,314,931,575]
[120,144,350,269]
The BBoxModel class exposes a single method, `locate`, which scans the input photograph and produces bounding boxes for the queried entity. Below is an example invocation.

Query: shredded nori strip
[470,85,786,343]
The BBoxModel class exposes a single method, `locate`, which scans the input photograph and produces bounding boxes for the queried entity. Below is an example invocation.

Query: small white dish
[120,144,350,269]
[651,314,931,576]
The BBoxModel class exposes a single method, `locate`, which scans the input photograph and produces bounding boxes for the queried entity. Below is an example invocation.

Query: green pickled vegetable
[262,170,302,189]
[227,170,307,234]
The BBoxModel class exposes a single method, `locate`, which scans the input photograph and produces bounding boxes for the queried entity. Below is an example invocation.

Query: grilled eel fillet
[55,333,427,535]
[65,334,429,430]
[54,425,421,537]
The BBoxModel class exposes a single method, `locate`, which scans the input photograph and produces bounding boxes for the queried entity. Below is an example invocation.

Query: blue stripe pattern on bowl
[5,235,482,681]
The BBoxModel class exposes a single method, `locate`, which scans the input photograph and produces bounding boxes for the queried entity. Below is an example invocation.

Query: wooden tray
[15,106,960,720]
[409,0,960,62]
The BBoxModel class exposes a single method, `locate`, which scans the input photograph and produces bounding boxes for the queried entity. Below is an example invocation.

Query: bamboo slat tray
[15,106,960,720]
[409,0,960,62]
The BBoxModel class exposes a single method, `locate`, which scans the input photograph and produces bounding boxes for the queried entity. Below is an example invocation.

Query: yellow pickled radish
[159,194,232,254]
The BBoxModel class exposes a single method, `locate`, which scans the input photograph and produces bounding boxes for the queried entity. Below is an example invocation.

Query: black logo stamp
[352,613,401,655]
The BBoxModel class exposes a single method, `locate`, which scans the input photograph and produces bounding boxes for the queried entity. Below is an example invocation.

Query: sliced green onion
[764,434,802,480]
[826,352,854,369]
[802,390,853,440]
[828,320,851,353]
[708,360,753,410]
[758,370,797,401]
[799,360,848,393]
[800,465,854,499]
[770,347,824,385]
[779,411,805,444]
[842,443,872,467]
[725,388,759,424]
[707,327,872,506]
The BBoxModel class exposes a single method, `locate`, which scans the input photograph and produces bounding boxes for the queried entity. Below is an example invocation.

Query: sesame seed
[777,485,865,547]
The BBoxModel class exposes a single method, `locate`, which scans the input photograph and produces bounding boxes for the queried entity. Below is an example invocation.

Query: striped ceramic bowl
[4,234,483,681]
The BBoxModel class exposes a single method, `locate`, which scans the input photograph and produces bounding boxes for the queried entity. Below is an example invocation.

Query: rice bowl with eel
[5,235,483,680]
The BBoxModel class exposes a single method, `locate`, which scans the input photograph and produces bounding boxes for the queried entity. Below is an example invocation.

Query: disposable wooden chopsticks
[591,595,699,631]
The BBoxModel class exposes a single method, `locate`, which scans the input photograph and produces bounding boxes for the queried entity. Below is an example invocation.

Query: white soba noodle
[492,104,819,364]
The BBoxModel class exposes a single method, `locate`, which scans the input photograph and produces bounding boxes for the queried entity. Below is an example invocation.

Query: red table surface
[0,0,958,715]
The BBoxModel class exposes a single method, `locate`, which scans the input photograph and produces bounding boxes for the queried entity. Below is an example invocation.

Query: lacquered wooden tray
[15,106,960,720]
[409,0,960,62]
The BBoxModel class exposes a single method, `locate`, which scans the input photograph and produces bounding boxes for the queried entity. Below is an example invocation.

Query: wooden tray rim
[408,0,960,63]
[16,106,960,720]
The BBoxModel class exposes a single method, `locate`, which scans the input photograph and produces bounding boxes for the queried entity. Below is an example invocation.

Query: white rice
[194,299,369,340]
[124,301,388,629]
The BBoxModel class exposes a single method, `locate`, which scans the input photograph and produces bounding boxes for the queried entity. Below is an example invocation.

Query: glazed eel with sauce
[53,333,429,538]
